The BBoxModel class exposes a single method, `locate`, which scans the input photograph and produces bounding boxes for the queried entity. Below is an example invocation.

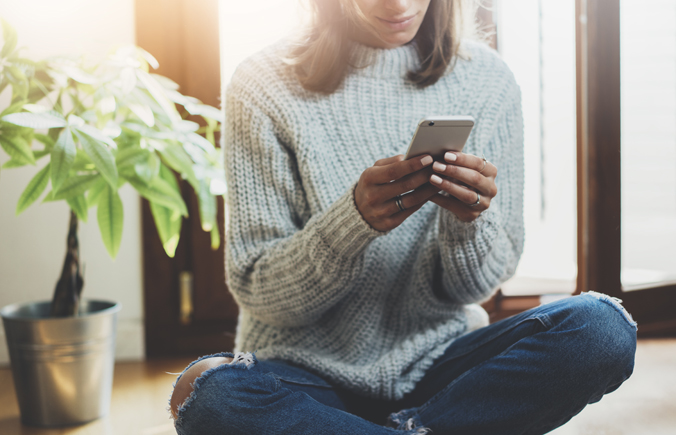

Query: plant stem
[50,211,84,317]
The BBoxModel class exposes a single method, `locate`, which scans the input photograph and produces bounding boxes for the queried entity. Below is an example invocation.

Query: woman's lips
[376,14,417,31]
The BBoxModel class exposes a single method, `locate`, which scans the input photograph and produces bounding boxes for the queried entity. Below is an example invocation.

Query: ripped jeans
[171,292,637,435]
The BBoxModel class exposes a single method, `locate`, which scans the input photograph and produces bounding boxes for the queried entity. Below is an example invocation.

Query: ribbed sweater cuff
[440,208,483,241]
[316,183,386,258]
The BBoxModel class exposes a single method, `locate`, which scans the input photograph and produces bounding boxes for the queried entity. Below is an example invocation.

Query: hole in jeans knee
[169,351,258,423]
[170,356,234,420]
[583,291,637,330]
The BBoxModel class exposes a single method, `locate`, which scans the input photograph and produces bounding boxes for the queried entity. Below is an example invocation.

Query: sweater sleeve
[436,87,525,304]
[224,87,384,328]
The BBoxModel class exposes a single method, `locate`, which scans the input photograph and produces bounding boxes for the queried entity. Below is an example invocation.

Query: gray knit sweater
[223,38,524,400]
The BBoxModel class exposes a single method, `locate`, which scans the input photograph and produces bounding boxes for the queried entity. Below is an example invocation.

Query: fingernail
[445,152,457,162]
[421,155,433,166]
[433,162,446,172]
[430,175,443,185]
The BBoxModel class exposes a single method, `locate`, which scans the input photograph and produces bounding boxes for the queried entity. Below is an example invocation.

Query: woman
[170,1,637,433]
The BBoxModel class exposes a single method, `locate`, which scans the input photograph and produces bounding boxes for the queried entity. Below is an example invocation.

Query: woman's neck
[348,22,414,50]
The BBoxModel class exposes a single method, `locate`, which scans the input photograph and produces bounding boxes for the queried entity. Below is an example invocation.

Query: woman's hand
[355,154,441,232]
[429,151,498,223]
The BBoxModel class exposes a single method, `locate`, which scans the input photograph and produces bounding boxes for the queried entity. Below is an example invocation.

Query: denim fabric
[172,292,637,435]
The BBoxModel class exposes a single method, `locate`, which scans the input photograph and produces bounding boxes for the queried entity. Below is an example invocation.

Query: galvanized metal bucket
[0,300,120,427]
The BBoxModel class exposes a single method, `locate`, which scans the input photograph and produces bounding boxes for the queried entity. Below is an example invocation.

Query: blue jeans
[172,292,637,435]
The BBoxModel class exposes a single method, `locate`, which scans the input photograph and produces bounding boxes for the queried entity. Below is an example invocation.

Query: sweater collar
[349,41,421,78]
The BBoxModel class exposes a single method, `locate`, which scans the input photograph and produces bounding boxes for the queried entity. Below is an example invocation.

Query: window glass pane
[621,0,676,288]
[496,0,577,295]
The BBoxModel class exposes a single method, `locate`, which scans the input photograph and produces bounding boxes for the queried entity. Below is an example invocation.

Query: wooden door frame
[136,0,237,357]
[576,0,676,336]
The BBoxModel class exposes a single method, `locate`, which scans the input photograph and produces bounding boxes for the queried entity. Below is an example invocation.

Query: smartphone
[404,116,475,160]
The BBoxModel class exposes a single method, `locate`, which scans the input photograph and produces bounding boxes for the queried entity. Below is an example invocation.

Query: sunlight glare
[220,0,310,85]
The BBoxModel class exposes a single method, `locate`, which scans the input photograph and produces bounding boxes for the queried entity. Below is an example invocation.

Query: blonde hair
[287,0,479,94]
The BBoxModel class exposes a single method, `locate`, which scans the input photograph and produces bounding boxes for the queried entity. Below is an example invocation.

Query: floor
[0,339,674,435]
[0,357,194,435]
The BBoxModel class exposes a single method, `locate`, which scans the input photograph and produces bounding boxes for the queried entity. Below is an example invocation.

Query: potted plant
[0,19,224,426]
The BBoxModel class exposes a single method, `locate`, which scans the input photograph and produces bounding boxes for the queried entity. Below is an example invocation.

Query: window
[577,0,676,335]
[496,0,577,296]
[620,0,676,289]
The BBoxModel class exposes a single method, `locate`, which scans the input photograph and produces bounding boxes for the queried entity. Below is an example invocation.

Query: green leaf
[155,141,198,187]
[66,114,85,128]
[59,63,97,85]
[137,47,160,70]
[136,71,181,125]
[150,74,179,91]
[176,120,200,132]
[97,184,124,259]
[126,175,187,216]
[149,163,183,257]
[0,134,36,165]
[2,159,26,168]
[23,104,50,114]
[48,126,60,142]
[66,194,88,223]
[210,224,220,250]
[5,65,26,82]
[52,174,100,200]
[33,149,51,160]
[185,103,222,121]
[74,123,117,148]
[119,67,136,95]
[34,133,55,148]
[71,148,95,171]
[1,19,18,58]
[116,146,147,169]
[158,162,178,187]
[97,95,116,115]
[128,103,154,127]
[1,111,67,129]
[205,119,217,146]
[41,191,54,203]
[165,88,194,105]
[134,151,159,184]
[87,177,107,208]
[150,202,182,257]
[0,99,28,117]
[5,65,28,100]
[197,179,216,232]
[51,127,76,192]
[75,129,118,188]
[16,162,50,215]
[186,131,216,154]
[116,146,148,179]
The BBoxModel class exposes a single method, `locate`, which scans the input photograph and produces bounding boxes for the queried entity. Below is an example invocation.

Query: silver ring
[478,152,488,174]
[395,195,406,212]
[469,192,481,207]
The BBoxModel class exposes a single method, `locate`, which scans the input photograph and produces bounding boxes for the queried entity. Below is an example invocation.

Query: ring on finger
[478,152,488,174]
[468,192,481,207]
[395,194,406,212]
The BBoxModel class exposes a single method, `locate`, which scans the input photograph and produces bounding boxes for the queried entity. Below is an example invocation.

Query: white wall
[0,0,144,364]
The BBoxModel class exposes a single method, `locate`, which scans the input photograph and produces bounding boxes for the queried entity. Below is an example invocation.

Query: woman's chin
[379,32,417,49]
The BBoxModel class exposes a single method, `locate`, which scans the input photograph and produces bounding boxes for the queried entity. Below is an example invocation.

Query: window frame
[576,0,676,336]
